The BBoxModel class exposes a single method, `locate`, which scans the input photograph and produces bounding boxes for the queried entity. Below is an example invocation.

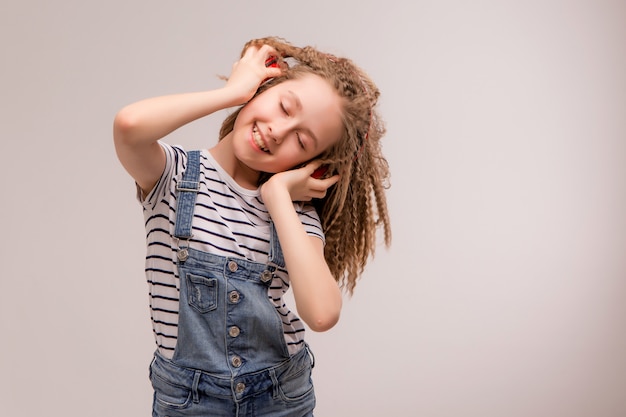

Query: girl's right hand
[113,43,283,195]
[225,44,284,104]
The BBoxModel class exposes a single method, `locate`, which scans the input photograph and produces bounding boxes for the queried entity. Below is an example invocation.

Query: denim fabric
[173,248,290,373]
[150,345,315,417]
[149,150,315,416]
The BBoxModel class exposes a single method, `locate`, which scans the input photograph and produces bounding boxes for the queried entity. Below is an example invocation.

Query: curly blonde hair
[219,37,391,294]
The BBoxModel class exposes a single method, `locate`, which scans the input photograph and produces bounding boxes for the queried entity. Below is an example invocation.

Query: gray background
[1,1,625,416]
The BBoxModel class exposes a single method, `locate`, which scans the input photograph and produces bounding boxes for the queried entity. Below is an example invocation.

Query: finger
[265,65,283,79]
[306,159,324,169]
[242,44,278,67]
[324,174,340,186]
[263,55,284,81]
[308,174,339,196]
[305,159,324,171]
[308,184,332,200]
[258,44,279,58]
[317,174,340,188]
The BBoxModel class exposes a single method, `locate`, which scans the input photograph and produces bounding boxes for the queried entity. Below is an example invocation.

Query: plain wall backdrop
[1,1,625,416]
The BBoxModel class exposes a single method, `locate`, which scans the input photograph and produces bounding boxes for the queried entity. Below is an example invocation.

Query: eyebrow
[287,90,319,149]
[287,90,302,110]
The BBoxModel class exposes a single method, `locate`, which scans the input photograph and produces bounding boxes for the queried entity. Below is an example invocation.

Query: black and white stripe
[139,143,323,357]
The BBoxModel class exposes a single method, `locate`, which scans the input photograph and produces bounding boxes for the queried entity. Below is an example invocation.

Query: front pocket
[186,274,218,313]
[150,370,192,409]
[277,364,315,402]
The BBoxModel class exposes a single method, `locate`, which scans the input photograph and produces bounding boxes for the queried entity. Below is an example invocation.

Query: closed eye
[281,100,305,150]
[296,133,305,150]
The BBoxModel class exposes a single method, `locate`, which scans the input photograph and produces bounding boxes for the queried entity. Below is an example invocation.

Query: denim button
[229,291,240,303]
[229,326,240,337]
[260,270,272,283]
[232,356,242,367]
[235,382,245,394]
[228,261,238,272]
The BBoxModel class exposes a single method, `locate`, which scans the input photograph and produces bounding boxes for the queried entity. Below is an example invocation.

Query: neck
[210,134,260,190]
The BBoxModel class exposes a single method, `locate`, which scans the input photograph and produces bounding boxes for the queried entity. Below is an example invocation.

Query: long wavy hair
[219,37,391,294]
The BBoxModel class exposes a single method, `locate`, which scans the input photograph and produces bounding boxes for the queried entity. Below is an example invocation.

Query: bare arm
[261,164,343,332]
[113,90,243,193]
[113,45,282,193]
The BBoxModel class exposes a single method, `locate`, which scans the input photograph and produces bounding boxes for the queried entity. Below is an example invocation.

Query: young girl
[114,37,391,417]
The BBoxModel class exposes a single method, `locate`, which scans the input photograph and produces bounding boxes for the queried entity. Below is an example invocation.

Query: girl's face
[232,73,344,174]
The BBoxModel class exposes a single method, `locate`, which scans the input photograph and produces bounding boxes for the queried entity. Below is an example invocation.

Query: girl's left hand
[261,161,339,203]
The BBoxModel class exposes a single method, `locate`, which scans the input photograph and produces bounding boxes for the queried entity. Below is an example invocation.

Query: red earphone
[311,165,329,179]
[265,56,279,68]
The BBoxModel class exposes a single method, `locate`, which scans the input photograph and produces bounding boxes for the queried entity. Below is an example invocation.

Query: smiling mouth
[252,125,269,153]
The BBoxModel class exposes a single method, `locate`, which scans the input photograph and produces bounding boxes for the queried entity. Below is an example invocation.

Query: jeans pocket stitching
[186,274,218,313]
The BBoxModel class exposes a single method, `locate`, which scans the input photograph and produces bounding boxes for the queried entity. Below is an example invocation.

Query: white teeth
[252,126,269,152]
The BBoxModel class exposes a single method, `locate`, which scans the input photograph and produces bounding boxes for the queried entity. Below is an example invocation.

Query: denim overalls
[149,151,316,417]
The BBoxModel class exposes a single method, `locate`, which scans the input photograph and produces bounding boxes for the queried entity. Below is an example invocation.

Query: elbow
[113,106,140,146]
[306,310,341,332]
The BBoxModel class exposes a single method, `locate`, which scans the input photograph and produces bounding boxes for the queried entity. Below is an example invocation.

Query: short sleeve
[296,202,325,244]
[137,142,186,211]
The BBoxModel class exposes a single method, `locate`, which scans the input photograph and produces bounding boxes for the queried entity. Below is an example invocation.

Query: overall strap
[267,221,285,268]
[174,150,201,240]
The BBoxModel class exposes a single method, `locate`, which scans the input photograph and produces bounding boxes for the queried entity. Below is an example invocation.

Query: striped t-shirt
[139,143,324,359]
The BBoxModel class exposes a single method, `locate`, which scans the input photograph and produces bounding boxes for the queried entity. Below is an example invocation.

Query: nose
[268,120,292,144]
